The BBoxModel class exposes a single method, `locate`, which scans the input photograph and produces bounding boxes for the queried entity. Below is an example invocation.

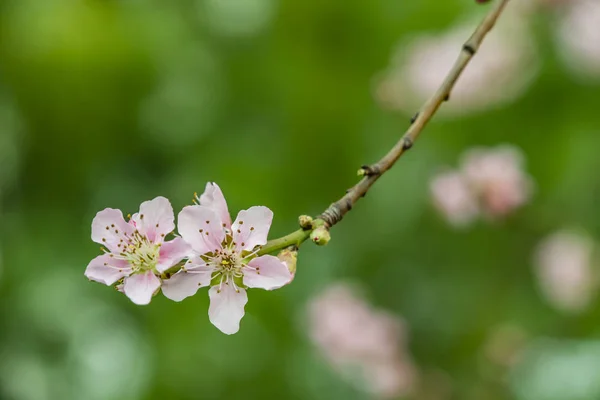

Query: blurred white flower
[556,0,600,80]
[460,145,533,218]
[430,170,480,227]
[376,5,539,117]
[307,283,417,399]
[533,230,597,313]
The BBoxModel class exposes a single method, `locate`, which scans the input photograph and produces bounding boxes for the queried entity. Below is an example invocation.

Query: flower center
[118,231,161,273]
[212,245,244,281]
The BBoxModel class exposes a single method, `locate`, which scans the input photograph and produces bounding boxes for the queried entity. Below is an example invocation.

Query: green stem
[257,218,326,255]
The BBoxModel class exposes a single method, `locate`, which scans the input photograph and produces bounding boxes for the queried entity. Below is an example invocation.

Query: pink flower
[460,145,533,217]
[375,6,539,117]
[162,183,291,334]
[84,197,190,305]
[533,230,597,313]
[556,0,600,80]
[429,170,480,227]
[307,283,417,398]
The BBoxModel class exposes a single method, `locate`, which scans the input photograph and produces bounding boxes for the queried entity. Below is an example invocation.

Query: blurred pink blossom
[460,145,533,218]
[533,230,598,313]
[556,0,600,79]
[430,170,480,227]
[307,283,417,398]
[430,145,533,226]
[375,4,539,117]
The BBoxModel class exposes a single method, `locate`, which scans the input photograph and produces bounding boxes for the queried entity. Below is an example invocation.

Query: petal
[162,268,213,301]
[91,208,134,253]
[131,196,175,243]
[85,254,131,285]
[178,205,225,254]
[156,237,192,273]
[123,271,161,305]
[199,182,232,229]
[243,255,292,290]
[232,206,273,251]
[208,285,248,335]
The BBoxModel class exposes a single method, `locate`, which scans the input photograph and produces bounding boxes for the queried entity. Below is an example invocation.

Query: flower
[84,197,190,305]
[429,170,480,227]
[307,283,417,398]
[375,5,539,117]
[555,0,600,80]
[460,145,533,218]
[429,145,534,227]
[162,182,292,334]
[533,230,598,313]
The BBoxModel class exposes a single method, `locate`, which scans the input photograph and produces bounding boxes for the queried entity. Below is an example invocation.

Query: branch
[259,0,511,256]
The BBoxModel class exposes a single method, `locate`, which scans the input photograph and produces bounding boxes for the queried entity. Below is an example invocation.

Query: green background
[1,0,599,399]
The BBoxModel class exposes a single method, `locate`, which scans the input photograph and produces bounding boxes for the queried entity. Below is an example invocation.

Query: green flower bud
[298,215,313,229]
[310,226,331,246]
[277,247,298,276]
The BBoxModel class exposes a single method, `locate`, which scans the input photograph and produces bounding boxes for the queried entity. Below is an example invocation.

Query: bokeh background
[1,0,600,399]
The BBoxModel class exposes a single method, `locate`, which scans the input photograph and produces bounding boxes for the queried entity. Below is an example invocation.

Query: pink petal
[85,254,131,285]
[178,205,225,254]
[243,255,292,290]
[156,237,191,273]
[232,206,273,251]
[162,268,213,301]
[91,208,134,253]
[131,196,175,243]
[208,285,248,335]
[123,271,161,305]
[199,182,232,229]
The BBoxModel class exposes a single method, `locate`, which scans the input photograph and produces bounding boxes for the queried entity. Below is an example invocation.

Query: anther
[105,226,109,230]
[205,232,209,235]
[111,224,115,228]
[222,223,226,227]
[199,229,203,233]
[241,242,245,247]
[237,229,241,233]
[239,221,244,225]
[206,220,210,224]
[156,224,159,228]
[102,238,106,242]
[140,214,144,220]
[250,227,254,231]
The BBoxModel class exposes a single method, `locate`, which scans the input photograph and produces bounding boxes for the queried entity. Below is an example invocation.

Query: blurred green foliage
[0,0,600,399]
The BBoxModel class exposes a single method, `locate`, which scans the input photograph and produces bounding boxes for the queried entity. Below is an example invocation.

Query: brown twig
[258,0,511,256]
